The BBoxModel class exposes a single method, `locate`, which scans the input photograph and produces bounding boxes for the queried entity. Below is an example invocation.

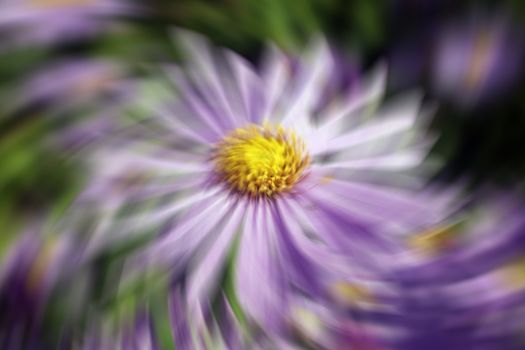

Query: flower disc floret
[212,123,310,198]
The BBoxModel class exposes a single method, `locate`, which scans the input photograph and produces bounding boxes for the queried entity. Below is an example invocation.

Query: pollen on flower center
[212,123,310,198]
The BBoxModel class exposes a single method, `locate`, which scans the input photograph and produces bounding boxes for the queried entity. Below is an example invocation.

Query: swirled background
[1,1,525,349]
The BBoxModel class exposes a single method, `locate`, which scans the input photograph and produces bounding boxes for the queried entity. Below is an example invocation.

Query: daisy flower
[75,31,453,338]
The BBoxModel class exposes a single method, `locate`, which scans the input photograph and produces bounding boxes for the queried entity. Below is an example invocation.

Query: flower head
[73,31,453,341]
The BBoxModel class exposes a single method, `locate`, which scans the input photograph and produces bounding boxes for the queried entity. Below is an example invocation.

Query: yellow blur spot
[331,281,372,305]
[319,175,333,185]
[212,123,310,198]
[499,258,525,290]
[26,240,57,294]
[291,307,323,339]
[72,73,115,98]
[409,223,459,254]
[465,29,494,90]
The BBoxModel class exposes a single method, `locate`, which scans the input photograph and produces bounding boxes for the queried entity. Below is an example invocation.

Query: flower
[0,0,139,48]
[431,12,524,109]
[3,58,130,122]
[75,31,453,340]
[357,192,525,349]
[0,220,162,349]
[0,224,79,349]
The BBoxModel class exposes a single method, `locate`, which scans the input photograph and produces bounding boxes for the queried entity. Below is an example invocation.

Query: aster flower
[19,59,125,105]
[0,0,140,49]
[0,221,165,349]
[74,31,454,339]
[1,57,136,156]
[431,12,524,109]
[0,224,79,349]
[3,58,129,117]
[384,192,525,349]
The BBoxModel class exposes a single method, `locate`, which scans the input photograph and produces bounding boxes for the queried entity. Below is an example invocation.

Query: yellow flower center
[212,123,310,198]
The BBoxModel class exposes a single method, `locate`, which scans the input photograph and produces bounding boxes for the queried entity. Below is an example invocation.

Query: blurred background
[1,0,524,348]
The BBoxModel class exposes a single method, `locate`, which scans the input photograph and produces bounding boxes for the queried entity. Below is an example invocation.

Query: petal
[133,82,215,145]
[173,30,246,131]
[165,66,229,137]
[169,289,193,350]
[313,63,387,140]
[260,44,290,122]
[279,39,332,127]
[186,202,245,312]
[290,191,402,271]
[235,201,288,334]
[311,90,422,156]
[139,192,233,270]
[225,51,266,125]
[270,200,325,297]
[113,187,223,240]
[318,150,425,172]
[306,178,444,232]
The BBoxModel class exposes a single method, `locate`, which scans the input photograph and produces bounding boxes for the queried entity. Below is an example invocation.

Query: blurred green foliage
[157,0,327,52]
[0,117,78,257]
[154,0,387,55]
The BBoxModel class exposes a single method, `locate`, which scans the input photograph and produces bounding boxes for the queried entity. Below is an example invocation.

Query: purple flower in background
[76,31,454,340]
[253,192,525,350]
[0,225,79,349]
[369,192,525,349]
[0,0,140,48]
[431,12,524,109]
[0,223,158,350]
[6,58,129,115]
